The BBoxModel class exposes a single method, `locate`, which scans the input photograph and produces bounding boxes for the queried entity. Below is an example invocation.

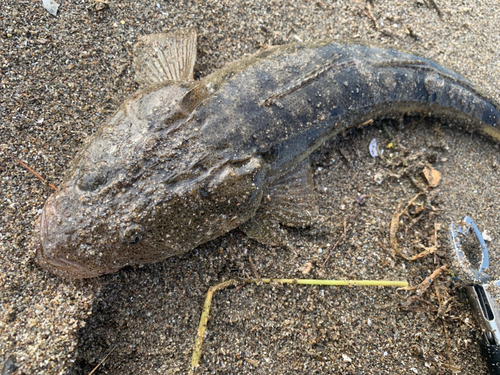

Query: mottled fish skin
[36,38,500,278]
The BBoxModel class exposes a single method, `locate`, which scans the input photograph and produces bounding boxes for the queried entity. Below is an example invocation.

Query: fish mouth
[36,203,107,279]
[36,247,102,279]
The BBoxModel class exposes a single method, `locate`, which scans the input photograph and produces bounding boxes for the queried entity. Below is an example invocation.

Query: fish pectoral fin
[240,159,318,246]
[264,159,319,227]
[133,29,197,87]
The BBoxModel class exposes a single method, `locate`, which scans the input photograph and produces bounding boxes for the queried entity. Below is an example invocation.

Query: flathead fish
[36,30,500,278]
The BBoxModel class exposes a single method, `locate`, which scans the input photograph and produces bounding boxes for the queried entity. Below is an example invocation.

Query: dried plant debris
[401,270,463,372]
[389,193,442,261]
[402,265,449,295]
[377,148,443,188]
[300,262,313,274]
[423,165,441,188]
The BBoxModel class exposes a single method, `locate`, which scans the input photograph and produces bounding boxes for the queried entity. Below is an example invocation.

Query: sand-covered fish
[36,30,500,278]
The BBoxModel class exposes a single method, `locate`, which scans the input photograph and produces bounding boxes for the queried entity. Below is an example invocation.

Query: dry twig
[389,193,422,260]
[401,265,448,294]
[363,3,379,29]
[427,0,443,18]
[435,286,460,371]
[5,151,57,191]
[249,257,261,282]
[321,219,350,269]
[87,345,117,375]
[389,193,441,261]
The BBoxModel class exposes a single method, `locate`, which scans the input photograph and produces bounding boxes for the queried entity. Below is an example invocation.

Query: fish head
[36,83,266,278]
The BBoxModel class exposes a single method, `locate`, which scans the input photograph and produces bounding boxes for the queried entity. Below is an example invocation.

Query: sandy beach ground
[1,0,500,374]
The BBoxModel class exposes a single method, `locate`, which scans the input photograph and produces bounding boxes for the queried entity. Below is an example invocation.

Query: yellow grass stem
[244,278,409,287]
[189,277,407,373]
[190,279,237,373]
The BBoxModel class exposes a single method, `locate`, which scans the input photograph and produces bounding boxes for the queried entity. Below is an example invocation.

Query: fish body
[37,31,500,278]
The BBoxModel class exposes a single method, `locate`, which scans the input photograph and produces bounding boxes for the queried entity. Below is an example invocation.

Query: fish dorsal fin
[133,29,197,87]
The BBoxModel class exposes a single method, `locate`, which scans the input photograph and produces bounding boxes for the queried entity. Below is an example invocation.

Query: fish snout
[36,194,103,278]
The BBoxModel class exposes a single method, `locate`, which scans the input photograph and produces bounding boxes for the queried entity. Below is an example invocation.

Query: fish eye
[120,224,145,245]
[78,165,108,191]
[129,234,142,245]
